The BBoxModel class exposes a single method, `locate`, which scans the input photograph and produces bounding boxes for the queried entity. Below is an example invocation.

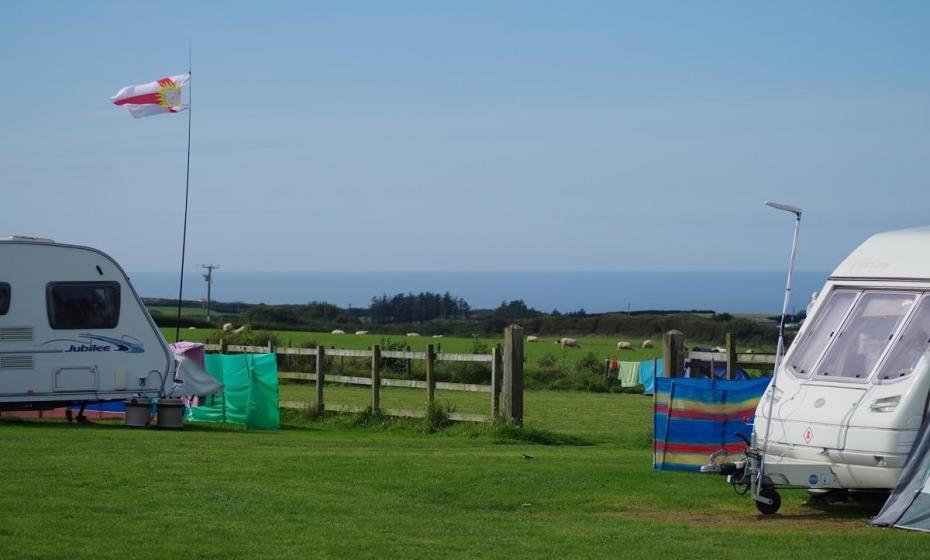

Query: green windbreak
[187,353,280,430]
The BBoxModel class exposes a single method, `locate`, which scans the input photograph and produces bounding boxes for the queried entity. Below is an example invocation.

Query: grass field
[1,385,924,559]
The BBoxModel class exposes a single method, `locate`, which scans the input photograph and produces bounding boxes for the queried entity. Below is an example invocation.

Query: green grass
[1,385,924,559]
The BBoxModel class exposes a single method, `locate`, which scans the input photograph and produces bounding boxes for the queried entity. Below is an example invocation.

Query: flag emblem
[156,78,183,110]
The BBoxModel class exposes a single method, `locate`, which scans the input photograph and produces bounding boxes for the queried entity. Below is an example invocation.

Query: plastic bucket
[157,398,185,430]
[124,398,152,428]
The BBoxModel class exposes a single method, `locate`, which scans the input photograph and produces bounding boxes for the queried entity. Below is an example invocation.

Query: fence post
[268,339,274,353]
[405,345,412,376]
[502,325,524,425]
[490,345,502,418]
[372,345,381,411]
[663,330,684,378]
[220,337,228,354]
[426,344,436,407]
[725,332,736,380]
[315,346,325,413]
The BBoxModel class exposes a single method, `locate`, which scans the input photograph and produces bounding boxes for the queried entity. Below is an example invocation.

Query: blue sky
[2,1,928,274]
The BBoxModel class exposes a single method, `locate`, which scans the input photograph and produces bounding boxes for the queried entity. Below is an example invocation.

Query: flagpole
[174,44,192,343]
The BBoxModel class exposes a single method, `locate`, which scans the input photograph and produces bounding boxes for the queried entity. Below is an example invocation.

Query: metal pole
[756,202,802,502]
[174,44,193,343]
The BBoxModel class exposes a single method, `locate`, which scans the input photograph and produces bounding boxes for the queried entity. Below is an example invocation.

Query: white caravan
[715,226,930,513]
[0,237,172,414]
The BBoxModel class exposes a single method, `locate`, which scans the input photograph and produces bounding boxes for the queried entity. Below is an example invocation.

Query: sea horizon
[128,270,831,315]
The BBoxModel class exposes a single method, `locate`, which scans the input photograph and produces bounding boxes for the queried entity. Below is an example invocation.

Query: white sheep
[222,323,233,332]
[714,347,727,353]
[355,330,369,335]
[641,339,653,349]
[331,329,345,335]
[526,335,539,342]
[557,337,581,349]
[432,334,443,338]
[233,325,248,334]
[617,341,633,351]
[406,332,421,337]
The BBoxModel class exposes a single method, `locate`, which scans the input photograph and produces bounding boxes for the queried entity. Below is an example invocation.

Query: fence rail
[204,326,525,424]
[278,372,492,393]
[687,351,777,366]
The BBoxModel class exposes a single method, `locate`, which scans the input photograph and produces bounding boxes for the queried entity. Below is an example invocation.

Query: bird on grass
[521,454,534,461]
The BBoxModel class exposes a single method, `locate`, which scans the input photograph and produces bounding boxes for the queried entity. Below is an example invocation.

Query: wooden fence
[203,325,526,424]
[663,331,777,378]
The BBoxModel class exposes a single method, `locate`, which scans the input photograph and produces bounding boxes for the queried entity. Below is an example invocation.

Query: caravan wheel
[755,486,781,515]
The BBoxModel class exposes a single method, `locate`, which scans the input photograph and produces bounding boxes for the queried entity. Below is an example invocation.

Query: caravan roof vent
[0,235,55,243]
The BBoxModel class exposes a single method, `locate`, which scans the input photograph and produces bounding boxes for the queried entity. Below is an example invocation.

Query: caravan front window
[816,292,915,380]
[0,283,9,315]
[788,289,857,376]
[46,282,120,329]
[876,296,930,381]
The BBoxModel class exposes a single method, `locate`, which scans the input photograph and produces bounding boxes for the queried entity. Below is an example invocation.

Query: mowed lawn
[1,387,925,559]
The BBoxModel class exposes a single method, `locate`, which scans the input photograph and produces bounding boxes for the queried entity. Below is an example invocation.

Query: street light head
[765,201,803,216]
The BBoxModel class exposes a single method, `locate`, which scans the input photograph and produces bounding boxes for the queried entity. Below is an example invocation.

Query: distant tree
[494,299,542,319]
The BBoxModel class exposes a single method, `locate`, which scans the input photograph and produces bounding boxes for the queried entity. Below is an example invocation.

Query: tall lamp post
[754,201,803,512]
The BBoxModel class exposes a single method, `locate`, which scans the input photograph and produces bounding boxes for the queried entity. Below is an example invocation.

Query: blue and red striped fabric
[653,377,769,471]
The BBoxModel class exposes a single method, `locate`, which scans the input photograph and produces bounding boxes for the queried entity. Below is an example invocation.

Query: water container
[124,397,152,428]
[157,398,185,429]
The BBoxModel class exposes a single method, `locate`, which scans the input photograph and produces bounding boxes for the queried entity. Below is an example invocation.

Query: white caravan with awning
[745,226,930,512]
[0,237,172,413]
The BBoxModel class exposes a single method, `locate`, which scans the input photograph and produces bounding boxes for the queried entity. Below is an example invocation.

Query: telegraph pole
[202,264,220,322]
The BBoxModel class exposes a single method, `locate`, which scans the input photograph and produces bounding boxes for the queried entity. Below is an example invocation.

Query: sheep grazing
[233,325,248,334]
[714,347,727,353]
[745,349,754,354]
[641,339,653,349]
[432,334,443,338]
[331,329,345,335]
[526,335,539,342]
[222,323,233,332]
[406,332,421,337]
[355,330,369,335]
[617,341,633,351]
[557,337,581,349]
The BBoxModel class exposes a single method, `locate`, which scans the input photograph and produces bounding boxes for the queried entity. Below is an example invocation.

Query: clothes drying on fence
[638,359,663,396]
[617,361,639,387]
[653,377,769,471]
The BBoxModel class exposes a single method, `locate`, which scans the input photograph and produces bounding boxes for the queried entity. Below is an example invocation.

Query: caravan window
[0,283,9,315]
[876,296,930,381]
[816,292,916,380]
[46,282,120,329]
[788,290,857,376]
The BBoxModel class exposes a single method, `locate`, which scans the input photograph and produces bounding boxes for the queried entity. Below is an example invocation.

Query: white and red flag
[111,73,190,118]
